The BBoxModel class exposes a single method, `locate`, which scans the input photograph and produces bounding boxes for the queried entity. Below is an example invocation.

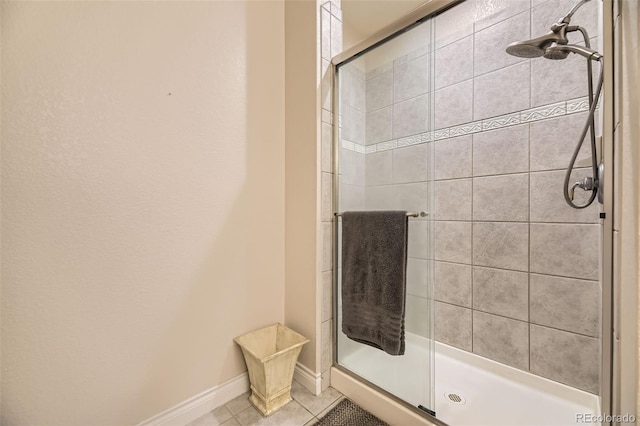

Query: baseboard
[137,373,250,426]
[293,362,322,396]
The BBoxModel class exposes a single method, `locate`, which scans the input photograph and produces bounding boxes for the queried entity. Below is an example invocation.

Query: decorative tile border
[482,112,521,131]
[397,134,422,148]
[340,96,593,154]
[434,128,450,140]
[521,101,566,122]
[450,121,482,137]
[567,97,590,113]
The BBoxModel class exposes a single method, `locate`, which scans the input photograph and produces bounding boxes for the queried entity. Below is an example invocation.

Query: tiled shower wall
[339,0,602,394]
[320,0,341,392]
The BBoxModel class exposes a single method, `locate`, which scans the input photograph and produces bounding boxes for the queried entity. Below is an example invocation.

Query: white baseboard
[137,373,250,426]
[138,364,321,426]
[293,362,322,396]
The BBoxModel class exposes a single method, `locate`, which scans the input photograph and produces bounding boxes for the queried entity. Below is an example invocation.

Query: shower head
[544,43,603,61]
[506,0,594,59]
[505,30,569,58]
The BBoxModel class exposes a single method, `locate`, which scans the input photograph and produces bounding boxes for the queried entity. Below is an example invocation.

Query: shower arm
[560,0,592,24]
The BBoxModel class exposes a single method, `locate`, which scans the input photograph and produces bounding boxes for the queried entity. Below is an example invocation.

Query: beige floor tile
[256,400,314,426]
[188,406,232,426]
[234,405,262,426]
[290,381,342,416]
[225,393,251,415]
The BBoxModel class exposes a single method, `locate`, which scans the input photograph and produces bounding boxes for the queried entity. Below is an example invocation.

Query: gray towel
[341,211,408,356]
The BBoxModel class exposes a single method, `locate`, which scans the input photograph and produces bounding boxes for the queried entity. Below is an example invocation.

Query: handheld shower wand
[505,0,603,209]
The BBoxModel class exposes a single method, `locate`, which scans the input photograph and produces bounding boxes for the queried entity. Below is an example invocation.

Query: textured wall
[284,0,318,375]
[1,1,285,424]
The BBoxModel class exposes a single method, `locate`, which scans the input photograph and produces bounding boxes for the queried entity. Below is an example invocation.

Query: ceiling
[341,0,428,42]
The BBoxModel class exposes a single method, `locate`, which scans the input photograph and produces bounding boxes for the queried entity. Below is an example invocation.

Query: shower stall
[332,0,610,424]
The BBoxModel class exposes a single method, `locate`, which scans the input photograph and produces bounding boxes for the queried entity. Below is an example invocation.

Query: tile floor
[188,380,344,426]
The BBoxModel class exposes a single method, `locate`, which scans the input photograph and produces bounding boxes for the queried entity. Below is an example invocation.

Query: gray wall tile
[340,148,364,185]
[322,222,332,272]
[365,151,393,186]
[394,55,430,103]
[530,223,599,280]
[473,266,529,321]
[408,220,430,259]
[322,122,333,173]
[393,94,430,139]
[435,135,472,180]
[330,14,342,59]
[435,261,472,307]
[530,169,600,223]
[530,51,594,107]
[322,59,332,113]
[530,324,599,394]
[322,172,333,222]
[392,144,430,184]
[341,66,365,114]
[407,257,429,298]
[473,174,529,222]
[364,185,394,210]
[530,112,593,171]
[473,222,529,271]
[435,302,472,350]
[434,179,472,221]
[473,311,529,370]
[406,294,432,338]
[366,107,392,145]
[530,273,600,337]
[340,184,365,211]
[435,221,472,264]
[393,182,429,213]
[366,69,393,112]
[321,319,332,372]
[435,0,476,49]
[435,36,473,90]
[474,61,530,120]
[474,11,530,76]
[475,0,530,31]
[322,271,332,322]
[342,105,365,145]
[473,124,529,176]
[435,80,473,129]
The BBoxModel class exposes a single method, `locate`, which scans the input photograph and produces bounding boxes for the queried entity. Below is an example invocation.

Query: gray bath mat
[316,399,389,426]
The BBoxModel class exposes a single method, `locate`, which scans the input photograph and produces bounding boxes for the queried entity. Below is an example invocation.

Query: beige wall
[284,0,320,373]
[0,1,285,424]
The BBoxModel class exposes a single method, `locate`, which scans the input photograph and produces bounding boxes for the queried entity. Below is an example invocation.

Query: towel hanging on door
[340,210,408,356]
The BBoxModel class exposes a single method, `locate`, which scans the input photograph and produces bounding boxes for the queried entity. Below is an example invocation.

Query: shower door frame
[330,0,616,422]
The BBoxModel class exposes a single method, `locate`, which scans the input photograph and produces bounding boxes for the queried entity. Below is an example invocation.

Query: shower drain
[444,392,466,405]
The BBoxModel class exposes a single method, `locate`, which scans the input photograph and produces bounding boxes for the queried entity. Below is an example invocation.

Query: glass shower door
[335,17,436,416]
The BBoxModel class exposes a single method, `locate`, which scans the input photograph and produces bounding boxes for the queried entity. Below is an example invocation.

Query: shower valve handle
[569,176,597,201]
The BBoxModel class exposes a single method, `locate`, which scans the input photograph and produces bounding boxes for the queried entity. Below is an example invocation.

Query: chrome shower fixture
[505,0,592,60]
[505,0,604,209]
[505,29,569,58]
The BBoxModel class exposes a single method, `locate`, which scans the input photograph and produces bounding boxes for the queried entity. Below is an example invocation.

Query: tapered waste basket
[234,323,309,416]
